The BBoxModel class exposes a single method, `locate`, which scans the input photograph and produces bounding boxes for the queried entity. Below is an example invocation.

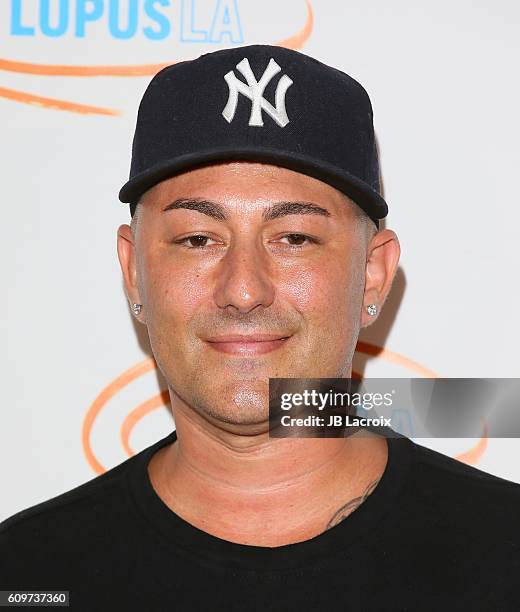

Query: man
[1,45,519,611]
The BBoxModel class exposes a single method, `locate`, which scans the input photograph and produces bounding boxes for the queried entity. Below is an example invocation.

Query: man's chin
[194,384,271,430]
[196,403,270,435]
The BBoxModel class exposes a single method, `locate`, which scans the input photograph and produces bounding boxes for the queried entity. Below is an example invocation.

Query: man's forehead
[139,161,356,216]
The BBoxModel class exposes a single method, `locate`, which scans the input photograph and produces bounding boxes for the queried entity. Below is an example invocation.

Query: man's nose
[213,239,276,314]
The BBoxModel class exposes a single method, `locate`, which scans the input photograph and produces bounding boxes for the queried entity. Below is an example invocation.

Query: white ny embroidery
[222,57,293,127]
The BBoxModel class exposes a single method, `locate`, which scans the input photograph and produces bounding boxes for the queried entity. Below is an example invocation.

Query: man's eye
[174,233,316,249]
[175,235,217,248]
[279,234,316,246]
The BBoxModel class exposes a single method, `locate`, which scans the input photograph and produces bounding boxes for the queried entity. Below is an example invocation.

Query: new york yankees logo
[222,57,293,128]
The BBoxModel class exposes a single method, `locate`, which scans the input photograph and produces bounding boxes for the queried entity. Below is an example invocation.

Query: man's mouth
[204,333,292,356]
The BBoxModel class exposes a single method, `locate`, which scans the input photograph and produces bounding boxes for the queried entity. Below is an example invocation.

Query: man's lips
[204,334,292,355]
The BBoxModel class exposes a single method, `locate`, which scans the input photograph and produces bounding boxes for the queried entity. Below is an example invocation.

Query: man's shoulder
[0,452,132,545]
[406,439,520,522]
[0,450,148,587]
[0,431,173,545]
[411,439,520,489]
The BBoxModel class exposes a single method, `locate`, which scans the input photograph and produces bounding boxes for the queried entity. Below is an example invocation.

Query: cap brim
[118,147,388,222]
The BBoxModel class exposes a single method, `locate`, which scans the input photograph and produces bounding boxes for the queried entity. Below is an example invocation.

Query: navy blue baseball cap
[119,44,387,226]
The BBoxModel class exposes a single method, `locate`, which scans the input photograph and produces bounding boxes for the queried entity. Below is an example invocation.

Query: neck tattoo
[324,477,382,531]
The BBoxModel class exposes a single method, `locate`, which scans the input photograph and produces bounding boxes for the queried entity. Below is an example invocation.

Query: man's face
[118,162,375,429]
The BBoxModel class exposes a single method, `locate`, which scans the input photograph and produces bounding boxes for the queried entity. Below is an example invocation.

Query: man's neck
[148,405,388,547]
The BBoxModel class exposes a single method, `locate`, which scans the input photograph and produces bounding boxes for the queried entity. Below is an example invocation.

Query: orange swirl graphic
[454,422,488,465]
[82,357,157,474]
[355,341,439,378]
[0,0,314,115]
[0,86,119,116]
[120,389,170,457]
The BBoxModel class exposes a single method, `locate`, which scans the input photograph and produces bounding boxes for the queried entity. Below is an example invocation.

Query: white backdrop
[1,0,519,521]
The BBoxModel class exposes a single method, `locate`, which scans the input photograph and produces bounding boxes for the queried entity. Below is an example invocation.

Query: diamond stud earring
[367,304,377,316]
[132,303,142,316]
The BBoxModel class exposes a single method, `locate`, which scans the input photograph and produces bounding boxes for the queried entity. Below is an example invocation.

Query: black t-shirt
[1,429,520,611]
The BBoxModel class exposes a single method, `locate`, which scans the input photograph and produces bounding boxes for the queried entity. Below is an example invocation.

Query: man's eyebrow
[162,198,226,220]
[162,198,331,221]
[262,201,331,221]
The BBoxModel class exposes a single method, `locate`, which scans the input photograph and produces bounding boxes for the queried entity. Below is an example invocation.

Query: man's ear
[360,229,400,328]
[117,224,144,322]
